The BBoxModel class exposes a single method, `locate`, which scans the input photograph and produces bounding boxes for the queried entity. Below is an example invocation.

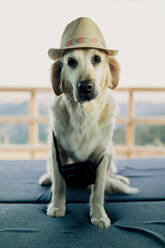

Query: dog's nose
[77,80,94,94]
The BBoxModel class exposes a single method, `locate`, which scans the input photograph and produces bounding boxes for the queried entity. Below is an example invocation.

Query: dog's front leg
[47,144,66,218]
[90,154,110,229]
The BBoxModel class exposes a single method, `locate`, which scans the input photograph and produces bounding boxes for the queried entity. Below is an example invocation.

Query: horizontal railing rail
[0,86,165,159]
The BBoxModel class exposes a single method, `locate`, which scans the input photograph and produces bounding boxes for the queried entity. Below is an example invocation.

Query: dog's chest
[61,120,95,158]
[52,96,115,161]
[58,117,110,164]
[55,112,112,161]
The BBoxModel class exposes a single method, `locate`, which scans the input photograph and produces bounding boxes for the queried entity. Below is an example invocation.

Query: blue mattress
[0,158,165,247]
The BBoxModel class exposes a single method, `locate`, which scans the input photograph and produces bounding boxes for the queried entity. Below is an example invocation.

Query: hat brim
[48,46,119,60]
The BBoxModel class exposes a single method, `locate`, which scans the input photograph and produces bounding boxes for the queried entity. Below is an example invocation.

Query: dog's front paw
[47,203,66,217]
[90,207,111,229]
[91,215,111,229]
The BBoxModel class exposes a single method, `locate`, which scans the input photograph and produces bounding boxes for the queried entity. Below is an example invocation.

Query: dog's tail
[105,175,139,194]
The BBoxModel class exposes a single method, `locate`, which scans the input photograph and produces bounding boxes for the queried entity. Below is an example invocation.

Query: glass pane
[113,91,129,117]
[38,124,49,143]
[0,92,30,116]
[37,92,54,116]
[134,92,165,117]
[113,124,126,145]
[135,124,165,146]
[0,123,29,144]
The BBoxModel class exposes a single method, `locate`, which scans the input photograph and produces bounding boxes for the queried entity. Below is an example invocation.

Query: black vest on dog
[52,131,103,189]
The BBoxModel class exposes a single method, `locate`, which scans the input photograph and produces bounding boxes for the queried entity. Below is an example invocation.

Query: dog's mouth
[76,92,97,103]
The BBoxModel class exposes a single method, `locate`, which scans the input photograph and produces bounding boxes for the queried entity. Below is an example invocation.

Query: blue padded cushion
[0,202,164,248]
[0,158,165,203]
[0,158,165,247]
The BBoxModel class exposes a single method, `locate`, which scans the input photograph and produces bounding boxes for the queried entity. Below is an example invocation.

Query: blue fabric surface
[0,158,165,203]
[0,202,164,248]
[0,158,165,248]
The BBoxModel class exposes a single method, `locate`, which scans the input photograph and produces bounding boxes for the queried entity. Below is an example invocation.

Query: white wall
[0,0,165,87]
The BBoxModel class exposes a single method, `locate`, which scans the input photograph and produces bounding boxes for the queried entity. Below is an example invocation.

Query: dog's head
[51,48,120,103]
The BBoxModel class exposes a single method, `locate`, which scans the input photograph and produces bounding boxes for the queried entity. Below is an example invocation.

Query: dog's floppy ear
[51,59,63,96]
[107,56,120,89]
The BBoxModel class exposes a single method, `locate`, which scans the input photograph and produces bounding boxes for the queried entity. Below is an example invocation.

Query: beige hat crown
[48,17,118,60]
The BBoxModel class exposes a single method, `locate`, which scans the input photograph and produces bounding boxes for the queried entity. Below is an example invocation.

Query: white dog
[39,17,138,229]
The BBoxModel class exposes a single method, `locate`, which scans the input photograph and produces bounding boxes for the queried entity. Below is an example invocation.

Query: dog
[39,17,138,229]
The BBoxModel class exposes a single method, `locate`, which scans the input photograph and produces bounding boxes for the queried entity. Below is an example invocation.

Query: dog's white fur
[39,48,138,229]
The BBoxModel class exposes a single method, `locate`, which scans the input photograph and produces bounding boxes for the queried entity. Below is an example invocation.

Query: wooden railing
[0,86,165,159]
[0,87,51,159]
[116,88,165,157]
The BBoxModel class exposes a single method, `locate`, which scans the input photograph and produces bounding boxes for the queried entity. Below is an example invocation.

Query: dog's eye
[92,55,101,65]
[67,57,78,68]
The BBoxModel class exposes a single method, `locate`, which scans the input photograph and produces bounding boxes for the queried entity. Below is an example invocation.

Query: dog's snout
[77,80,94,94]
[76,80,97,102]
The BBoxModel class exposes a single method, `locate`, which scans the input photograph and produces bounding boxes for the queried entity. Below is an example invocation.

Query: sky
[0,0,165,88]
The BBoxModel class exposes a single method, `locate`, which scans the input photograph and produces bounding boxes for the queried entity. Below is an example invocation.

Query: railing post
[29,90,38,159]
[126,89,134,157]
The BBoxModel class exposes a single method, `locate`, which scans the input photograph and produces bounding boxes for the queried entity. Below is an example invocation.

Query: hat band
[62,37,106,48]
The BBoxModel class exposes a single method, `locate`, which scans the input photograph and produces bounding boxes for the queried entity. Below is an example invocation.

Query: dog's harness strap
[52,131,104,188]
[52,131,63,173]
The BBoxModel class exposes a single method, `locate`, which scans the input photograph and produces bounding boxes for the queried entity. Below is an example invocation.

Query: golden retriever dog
[39,48,138,229]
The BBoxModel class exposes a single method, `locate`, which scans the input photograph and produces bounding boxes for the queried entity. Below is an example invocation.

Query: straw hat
[48,17,118,60]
